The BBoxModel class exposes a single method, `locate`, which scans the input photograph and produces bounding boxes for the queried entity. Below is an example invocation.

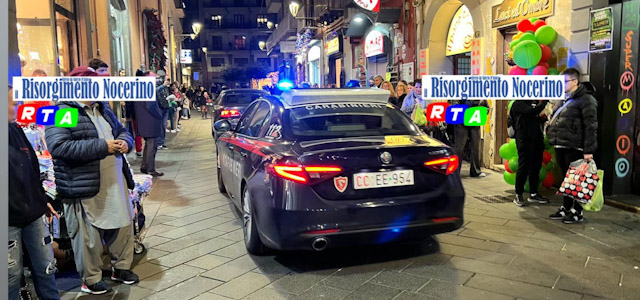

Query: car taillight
[268,164,343,184]
[221,109,240,118]
[424,155,459,175]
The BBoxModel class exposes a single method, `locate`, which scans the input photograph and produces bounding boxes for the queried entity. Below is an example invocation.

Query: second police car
[214,89,464,254]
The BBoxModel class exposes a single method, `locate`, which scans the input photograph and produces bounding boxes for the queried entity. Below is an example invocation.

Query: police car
[214,89,464,254]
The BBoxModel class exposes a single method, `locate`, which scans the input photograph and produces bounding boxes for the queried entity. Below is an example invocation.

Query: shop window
[257,58,270,67]
[211,36,223,50]
[211,58,225,67]
[234,58,249,67]
[453,52,471,75]
[234,14,244,27]
[235,36,246,50]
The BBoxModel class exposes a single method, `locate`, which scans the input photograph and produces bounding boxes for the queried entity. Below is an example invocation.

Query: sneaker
[135,152,142,157]
[471,172,487,178]
[165,129,170,133]
[562,209,584,224]
[170,130,176,133]
[81,281,111,295]
[528,193,550,204]
[513,194,526,207]
[549,207,568,220]
[111,268,139,285]
[161,145,168,149]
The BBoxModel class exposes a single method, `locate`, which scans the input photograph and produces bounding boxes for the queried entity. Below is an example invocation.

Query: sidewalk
[58,117,640,300]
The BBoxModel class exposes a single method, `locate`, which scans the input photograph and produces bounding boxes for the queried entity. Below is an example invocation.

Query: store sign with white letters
[446,5,474,56]
[353,0,379,12]
[365,30,385,57]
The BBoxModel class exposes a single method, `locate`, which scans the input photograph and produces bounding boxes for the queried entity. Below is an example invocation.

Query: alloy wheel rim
[243,189,251,245]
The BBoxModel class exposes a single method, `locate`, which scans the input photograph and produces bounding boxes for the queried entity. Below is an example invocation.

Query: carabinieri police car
[214,89,464,254]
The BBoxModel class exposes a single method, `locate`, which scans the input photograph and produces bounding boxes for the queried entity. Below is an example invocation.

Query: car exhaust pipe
[311,237,329,251]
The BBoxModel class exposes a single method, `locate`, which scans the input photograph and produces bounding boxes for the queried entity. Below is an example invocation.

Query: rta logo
[17,104,78,127]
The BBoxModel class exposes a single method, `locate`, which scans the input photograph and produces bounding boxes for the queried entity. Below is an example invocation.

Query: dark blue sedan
[214,89,464,254]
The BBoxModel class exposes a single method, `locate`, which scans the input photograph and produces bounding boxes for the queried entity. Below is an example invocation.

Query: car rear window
[221,93,265,105]
[285,103,420,140]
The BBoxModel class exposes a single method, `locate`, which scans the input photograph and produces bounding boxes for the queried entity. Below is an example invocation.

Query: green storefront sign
[589,7,613,52]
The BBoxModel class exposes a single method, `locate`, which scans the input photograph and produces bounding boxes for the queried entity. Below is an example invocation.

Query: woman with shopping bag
[547,68,598,224]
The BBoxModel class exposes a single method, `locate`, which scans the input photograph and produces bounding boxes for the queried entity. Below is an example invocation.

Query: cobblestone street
[60,118,640,300]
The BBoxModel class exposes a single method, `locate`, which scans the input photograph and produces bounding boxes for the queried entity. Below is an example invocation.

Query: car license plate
[353,170,414,190]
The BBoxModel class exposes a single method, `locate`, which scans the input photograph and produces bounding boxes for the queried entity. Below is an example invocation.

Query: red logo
[334,177,348,193]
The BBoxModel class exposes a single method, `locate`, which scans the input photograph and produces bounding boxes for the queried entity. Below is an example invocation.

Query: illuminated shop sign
[353,0,379,13]
[180,49,192,64]
[365,30,385,57]
[492,0,554,28]
[326,37,340,55]
[446,5,474,56]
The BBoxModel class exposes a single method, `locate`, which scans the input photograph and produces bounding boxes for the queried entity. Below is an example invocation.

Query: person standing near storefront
[45,66,139,295]
[8,85,61,300]
[135,72,165,177]
[396,82,409,107]
[547,68,598,224]
[511,99,550,206]
[400,80,425,116]
[381,81,399,106]
[88,58,109,75]
[454,100,488,178]
[373,75,384,88]
[156,76,171,150]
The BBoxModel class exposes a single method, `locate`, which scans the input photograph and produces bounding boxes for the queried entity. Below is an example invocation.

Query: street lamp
[267,21,274,29]
[289,1,300,17]
[259,41,266,51]
[192,23,202,36]
[202,47,207,53]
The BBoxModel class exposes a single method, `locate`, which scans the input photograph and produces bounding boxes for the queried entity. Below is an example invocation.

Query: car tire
[217,157,226,194]
[241,186,268,255]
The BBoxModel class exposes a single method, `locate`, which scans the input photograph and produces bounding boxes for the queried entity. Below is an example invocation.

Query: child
[182,94,191,119]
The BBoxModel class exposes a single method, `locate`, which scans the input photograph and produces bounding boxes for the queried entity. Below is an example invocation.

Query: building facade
[184,0,277,88]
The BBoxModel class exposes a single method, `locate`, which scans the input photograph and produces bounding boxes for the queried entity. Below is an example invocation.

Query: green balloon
[508,139,518,157]
[539,167,547,181]
[499,143,512,159]
[535,25,557,45]
[510,39,521,51]
[513,40,542,69]
[509,157,519,172]
[548,68,559,75]
[529,17,539,23]
[504,171,516,185]
[519,32,536,43]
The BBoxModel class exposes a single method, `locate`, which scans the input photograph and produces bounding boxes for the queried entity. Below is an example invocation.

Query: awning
[345,12,374,37]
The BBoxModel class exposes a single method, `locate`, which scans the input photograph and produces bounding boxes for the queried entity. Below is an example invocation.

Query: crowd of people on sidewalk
[8,58,215,299]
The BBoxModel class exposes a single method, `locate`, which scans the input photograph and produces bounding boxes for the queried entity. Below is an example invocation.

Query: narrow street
[61,117,640,300]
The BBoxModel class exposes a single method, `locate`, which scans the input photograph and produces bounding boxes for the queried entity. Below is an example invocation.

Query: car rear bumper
[252,180,465,251]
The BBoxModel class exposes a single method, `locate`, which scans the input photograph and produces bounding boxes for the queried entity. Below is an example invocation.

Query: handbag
[583,169,604,211]
[411,102,427,127]
[557,159,600,204]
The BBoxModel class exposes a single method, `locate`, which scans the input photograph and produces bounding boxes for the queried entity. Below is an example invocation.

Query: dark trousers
[454,125,482,176]
[556,147,584,213]
[158,109,169,146]
[141,137,158,172]
[515,137,544,195]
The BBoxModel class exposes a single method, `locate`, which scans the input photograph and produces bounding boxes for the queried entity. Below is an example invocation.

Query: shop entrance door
[495,27,518,165]
[54,3,79,76]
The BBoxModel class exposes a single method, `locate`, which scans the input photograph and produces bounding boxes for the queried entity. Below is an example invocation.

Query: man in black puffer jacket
[547,68,598,224]
[45,66,139,295]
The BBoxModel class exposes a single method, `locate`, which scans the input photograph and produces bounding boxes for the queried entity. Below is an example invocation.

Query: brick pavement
[59,118,640,300]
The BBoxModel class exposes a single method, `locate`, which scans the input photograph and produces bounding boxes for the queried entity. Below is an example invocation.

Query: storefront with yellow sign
[325,32,343,87]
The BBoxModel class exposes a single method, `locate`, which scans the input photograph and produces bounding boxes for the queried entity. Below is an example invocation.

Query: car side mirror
[214,120,232,132]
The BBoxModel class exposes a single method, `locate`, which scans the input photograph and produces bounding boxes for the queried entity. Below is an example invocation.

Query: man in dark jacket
[547,68,598,224]
[156,76,171,149]
[454,100,488,177]
[45,67,139,295]
[134,72,165,177]
[8,86,61,300]
[511,99,550,206]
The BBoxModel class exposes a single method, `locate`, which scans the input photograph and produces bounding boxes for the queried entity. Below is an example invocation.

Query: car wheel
[217,157,226,194]
[241,186,267,255]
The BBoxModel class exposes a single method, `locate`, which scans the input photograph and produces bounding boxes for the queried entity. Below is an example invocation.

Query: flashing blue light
[391,228,401,233]
[278,80,294,90]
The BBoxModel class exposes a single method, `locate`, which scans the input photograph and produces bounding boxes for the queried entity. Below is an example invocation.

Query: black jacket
[511,100,547,141]
[547,83,598,154]
[9,123,48,227]
[45,102,134,200]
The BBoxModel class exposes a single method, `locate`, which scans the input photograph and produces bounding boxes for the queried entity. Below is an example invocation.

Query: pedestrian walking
[196,86,207,119]
[134,72,165,177]
[547,68,598,224]
[8,85,61,300]
[453,100,488,178]
[45,66,139,295]
[511,99,550,206]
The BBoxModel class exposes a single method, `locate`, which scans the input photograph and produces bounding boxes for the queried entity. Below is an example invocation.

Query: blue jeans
[8,216,60,300]
[158,108,169,146]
